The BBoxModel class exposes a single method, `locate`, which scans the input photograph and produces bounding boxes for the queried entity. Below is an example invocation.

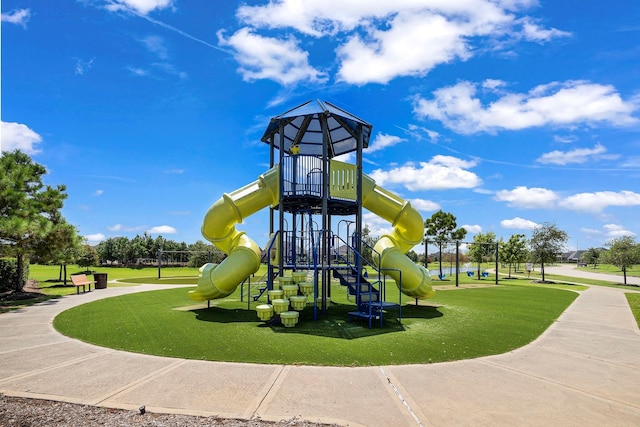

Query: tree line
[2,150,639,290]
[94,234,225,267]
[423,210,640,284]
[0,150,225,290]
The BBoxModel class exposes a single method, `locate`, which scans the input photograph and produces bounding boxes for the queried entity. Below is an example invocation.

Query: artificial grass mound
[53,285,577,367]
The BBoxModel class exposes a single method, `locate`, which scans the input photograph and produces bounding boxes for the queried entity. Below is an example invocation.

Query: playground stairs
[333,267,397,328]
[250,269,279,302]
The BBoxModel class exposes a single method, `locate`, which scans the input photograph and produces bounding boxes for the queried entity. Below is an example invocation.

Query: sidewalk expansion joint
[0,349,110,386]
[250,365,286,420]
[379,367,424,427]
[91,359,188,406]
[479,359,640,410]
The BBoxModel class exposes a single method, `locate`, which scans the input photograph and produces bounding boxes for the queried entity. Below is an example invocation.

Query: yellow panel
[329,160,357,200]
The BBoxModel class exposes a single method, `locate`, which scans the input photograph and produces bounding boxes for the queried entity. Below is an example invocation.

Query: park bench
[70,274,95,294]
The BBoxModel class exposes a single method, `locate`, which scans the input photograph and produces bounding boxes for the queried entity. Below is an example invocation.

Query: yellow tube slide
[189,166,279,301]
[360,171,434,300]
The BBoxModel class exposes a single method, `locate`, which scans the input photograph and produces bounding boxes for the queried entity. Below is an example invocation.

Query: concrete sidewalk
[545,264,640,286]
[1,283,639,426]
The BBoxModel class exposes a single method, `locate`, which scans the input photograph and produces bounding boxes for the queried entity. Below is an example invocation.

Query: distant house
[560,250,587,262]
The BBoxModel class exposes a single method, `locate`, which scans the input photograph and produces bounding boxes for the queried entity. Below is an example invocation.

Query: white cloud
[495,186,640,213]
[362,212,393,238]
[461,224,483,234]
[536,143,618,165]
[482,79,507,91]
[559,191,640,213]
[231,0,569,86]
[108,224,144,232]
[369,155,481,191]
[85,233,106,244]
[94,190,104,196]
[501,217,538,229]
[410,198,441,213]
[520,18,571,42]
[406,124,440,142]
[75,58,95,75]
[604,224,636,238]
[217,28,328,86]
[127,67,148,76]
[620,156,640,168]
[413,80,638,134]
[367,133,406,153]
[141,35,169,59]
[148,225,177,234]
[336,10,471,85]
[553,134,578,144]
[1,8,31,27]
[1,121,42,154]
[105,0,173,15]
[163,168,184,174]
[494,186,559,209]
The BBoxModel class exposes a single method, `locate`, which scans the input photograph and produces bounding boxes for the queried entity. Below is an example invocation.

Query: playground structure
[189,100,433,327]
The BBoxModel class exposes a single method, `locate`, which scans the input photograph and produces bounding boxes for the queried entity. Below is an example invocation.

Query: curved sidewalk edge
[0,283,639,426]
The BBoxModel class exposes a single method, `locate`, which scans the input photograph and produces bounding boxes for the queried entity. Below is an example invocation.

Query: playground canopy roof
[261,100,372,158]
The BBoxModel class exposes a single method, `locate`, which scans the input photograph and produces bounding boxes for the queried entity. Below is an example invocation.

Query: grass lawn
[54,282,578,366]
[577,263,640,278]
[626,293,640,329]
[27,265,200,297]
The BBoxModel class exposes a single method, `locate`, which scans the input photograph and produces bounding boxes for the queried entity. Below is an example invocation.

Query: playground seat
[438,274,446,280]
[467,271,474,277]
[481,271,489,278]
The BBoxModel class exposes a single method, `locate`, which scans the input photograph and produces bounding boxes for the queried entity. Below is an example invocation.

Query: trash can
[94,273,108,289]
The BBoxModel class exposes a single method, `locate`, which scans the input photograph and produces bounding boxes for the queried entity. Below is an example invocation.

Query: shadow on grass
[191,302,443,340]
[0,294,61,313]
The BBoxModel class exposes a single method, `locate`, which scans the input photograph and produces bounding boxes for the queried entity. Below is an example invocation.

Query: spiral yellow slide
[189,166,279,301]
[360,171,434,299]
[190,161,432,301]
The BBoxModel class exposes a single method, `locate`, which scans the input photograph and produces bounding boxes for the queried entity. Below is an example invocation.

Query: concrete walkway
[1,278,639,426]
[545,264,640,286]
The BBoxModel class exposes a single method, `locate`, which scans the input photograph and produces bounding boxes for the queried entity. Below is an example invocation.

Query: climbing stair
[333,267,398,328]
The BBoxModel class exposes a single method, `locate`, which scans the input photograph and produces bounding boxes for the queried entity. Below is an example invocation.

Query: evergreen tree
[0,151,68,290]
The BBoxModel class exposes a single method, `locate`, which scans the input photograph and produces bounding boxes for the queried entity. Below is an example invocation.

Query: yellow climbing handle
[189,166,280,301]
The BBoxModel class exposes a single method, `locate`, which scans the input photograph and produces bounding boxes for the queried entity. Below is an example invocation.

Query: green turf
[53,284,578,366]
[626,293,640,329]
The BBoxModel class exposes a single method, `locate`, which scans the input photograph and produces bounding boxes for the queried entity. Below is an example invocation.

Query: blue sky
[2,0,639,253]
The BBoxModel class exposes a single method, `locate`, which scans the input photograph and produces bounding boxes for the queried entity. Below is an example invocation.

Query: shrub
[0,258,30,292]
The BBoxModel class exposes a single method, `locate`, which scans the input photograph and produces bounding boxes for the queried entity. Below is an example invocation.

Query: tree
[360,225,377,266]
[528,223,568,282]
[602,236,640,285]
[581,247,602,268]
[424,211,467,278]
[187,240,226,267]
[0,150,68,290]
[405,249,418,263]
[499,234,527,278]
[468,232,496,277]
[77,245,99,271]
[32,214,81,283]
